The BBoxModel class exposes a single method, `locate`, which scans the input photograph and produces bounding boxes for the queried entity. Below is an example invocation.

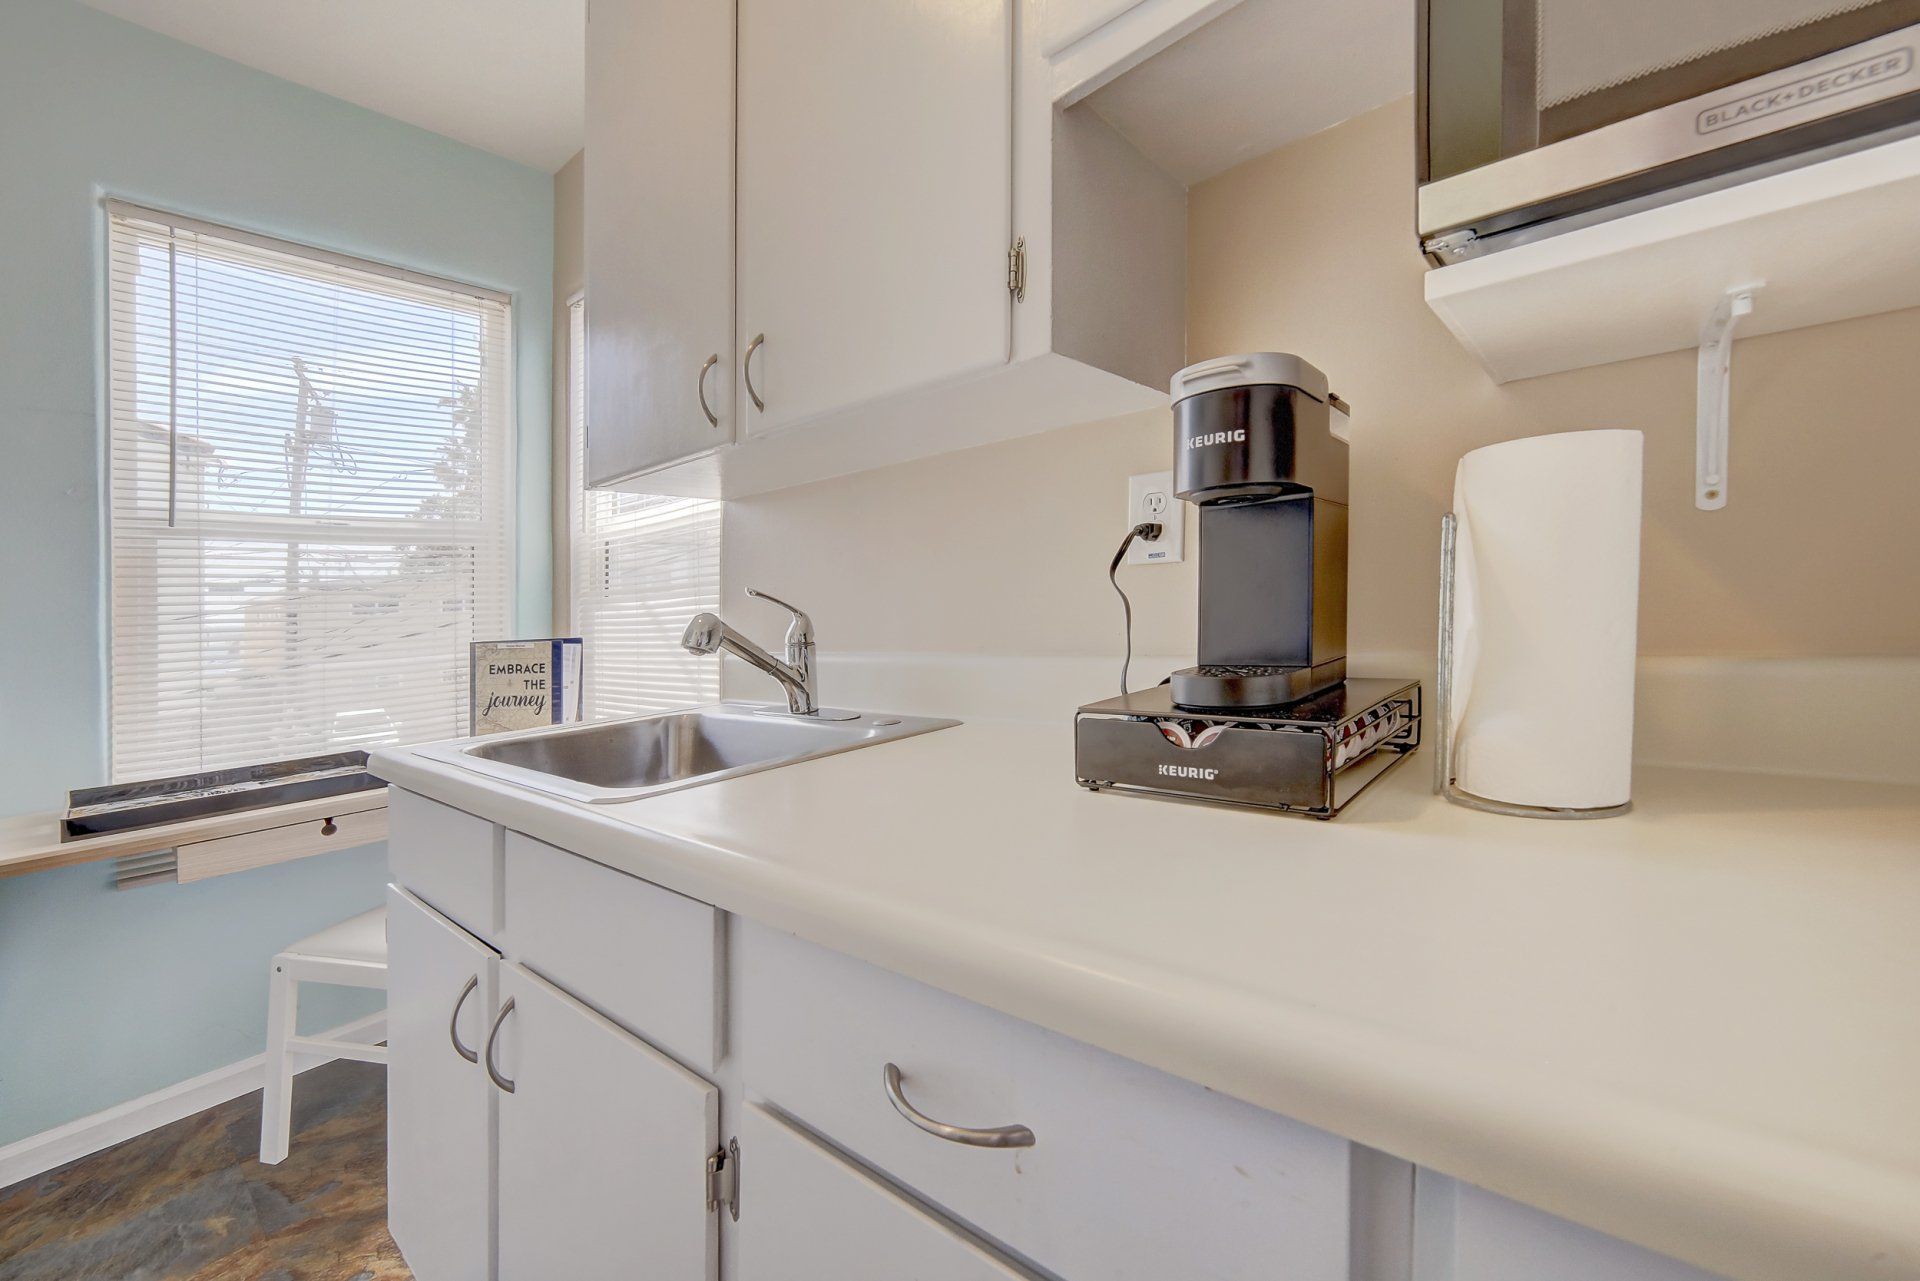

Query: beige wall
[1191,96,1920,659]
[723,96,1920,662]
[551,149,585,632]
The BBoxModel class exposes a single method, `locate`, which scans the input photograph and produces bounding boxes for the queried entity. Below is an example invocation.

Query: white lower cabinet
[502,833,723,1073]
[386,876,723,1281]
[493,963,720,1281]
[387,790,500,945]
[1413,1173,1725,1281]
[735,919,1353,1281]
[737,1103,1037,1281]
[387,811,1735,1281]
[386,886,498,1281]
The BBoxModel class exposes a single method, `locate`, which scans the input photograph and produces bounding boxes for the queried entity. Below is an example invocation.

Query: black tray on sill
[63,751,381,840]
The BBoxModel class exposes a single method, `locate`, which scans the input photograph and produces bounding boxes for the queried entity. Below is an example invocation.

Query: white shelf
[1425,131,1920,384]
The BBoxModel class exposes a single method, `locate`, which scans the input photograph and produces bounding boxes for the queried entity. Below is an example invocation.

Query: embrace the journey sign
[469,638,584,735]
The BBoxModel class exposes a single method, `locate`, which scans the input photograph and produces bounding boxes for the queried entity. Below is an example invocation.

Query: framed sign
[469,638,584,735]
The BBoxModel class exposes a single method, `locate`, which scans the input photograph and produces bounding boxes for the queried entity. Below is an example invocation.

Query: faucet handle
[746,588,813,647]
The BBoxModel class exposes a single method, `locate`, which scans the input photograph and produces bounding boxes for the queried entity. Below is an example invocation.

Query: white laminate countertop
[371,721,1920,1281]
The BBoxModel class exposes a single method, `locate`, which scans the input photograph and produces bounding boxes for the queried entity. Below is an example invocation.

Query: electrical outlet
[1126,471,1183,565]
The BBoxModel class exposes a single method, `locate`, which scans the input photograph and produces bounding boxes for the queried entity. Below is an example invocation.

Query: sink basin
[419,703,958,804]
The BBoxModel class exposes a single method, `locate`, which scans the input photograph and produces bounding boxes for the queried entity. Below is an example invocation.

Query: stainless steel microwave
[1417,0,1920,262]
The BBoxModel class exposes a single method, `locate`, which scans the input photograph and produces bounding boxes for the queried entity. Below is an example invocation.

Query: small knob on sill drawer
[320,818,338,836]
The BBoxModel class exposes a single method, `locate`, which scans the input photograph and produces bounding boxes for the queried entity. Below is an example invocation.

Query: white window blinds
[107,203,514,782]
[567,298,721,717]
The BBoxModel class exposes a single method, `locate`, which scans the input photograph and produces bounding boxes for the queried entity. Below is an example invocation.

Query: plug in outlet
[1126,471,1184,565]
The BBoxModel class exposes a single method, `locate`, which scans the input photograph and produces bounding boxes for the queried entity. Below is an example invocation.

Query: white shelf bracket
[1695,284,1761,511]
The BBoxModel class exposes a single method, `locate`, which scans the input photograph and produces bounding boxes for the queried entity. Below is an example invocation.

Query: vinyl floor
[0,1060,410,1280]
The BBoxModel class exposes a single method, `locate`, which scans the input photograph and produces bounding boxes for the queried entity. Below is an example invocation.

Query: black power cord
[1109,521,1163,700]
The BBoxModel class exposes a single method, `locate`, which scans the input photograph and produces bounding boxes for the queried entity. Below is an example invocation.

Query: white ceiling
[1084,0,1414,186]
[76,0,1405,182]
[77,0,585,171]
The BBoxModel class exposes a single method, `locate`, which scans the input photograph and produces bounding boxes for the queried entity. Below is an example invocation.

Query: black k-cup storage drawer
[1076,715,1329,808]
[1074,678,1420,819]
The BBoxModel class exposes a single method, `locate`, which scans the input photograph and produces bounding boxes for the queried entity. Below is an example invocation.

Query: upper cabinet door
[584,0,735,486]
[736,0,1013,437]
[494,963,720,1281]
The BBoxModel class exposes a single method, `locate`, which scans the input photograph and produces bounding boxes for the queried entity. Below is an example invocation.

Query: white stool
[259,906,389,1165]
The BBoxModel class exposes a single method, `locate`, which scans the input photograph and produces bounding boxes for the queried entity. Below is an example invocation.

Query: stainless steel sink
[419,703,958,804]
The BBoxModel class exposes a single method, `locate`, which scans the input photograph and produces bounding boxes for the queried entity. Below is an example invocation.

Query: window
[566,298,720,717]
[106,203,514,781]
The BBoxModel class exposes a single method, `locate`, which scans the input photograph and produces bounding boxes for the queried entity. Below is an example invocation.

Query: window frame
[101,198,519,780]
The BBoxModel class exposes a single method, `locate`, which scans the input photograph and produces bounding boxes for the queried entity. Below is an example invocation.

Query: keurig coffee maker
[1074,354,1420,818]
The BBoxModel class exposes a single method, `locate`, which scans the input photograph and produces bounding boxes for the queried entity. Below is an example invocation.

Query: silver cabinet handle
[484,996,516,1094]
[697,353,720,427]
[743,333,766,412]
[882,1063,1034,1149]
[448,975,480,1064]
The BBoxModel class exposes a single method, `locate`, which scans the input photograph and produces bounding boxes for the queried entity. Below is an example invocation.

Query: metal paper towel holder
[1433,513,1633,820]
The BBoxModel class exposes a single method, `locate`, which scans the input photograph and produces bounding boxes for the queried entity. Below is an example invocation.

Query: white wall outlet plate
[1126,471,1183,565]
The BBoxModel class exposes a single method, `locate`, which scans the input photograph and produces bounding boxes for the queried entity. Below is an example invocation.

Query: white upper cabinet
[584,0,736,486]
[735,0,1013,438]
[579,0,1371,495]
[585,0,1191,498]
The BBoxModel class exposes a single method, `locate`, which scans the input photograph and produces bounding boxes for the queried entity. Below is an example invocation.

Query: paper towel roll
[1448,429,1643,811]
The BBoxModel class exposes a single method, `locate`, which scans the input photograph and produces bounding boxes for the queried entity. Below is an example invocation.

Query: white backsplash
[726,651,1920,785]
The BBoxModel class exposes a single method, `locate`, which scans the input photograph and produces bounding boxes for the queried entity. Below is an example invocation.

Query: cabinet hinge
[1007,237,1026,302]
[1420,227,1478,262]
[705,1137,740,1221]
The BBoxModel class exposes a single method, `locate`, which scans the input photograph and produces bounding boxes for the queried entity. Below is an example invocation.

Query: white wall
[0,0,554,1145]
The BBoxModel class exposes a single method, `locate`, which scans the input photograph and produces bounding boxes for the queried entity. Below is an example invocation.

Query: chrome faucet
[681,589,818,715]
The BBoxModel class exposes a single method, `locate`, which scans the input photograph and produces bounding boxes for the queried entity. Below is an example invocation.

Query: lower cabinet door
[737,1104,1038,1281]
[1413,1173,1724,1281]
[387,885,498,1281]
[493,963,720,1281]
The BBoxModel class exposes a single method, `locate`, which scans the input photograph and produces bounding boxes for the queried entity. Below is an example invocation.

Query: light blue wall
[0,0,553,1145]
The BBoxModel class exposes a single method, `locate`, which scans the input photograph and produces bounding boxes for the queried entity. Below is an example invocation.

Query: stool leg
[259,959,298,1165]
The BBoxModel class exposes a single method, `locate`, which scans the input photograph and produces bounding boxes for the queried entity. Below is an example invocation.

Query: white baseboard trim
[0,1010,387,1189]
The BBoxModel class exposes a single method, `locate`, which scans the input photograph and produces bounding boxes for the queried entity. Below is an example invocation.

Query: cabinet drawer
[503,833,722,1072]
[176,805,385,883]
[738,1103,1036,1281]
[737,922,1352,1281]
[387,790,499,945]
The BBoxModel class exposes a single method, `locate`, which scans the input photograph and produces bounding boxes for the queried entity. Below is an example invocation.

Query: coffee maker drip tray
[1170,661,1347,711]
[1075,678,1421,819]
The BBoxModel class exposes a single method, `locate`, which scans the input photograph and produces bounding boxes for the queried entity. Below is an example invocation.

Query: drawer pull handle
[448,975,480,1064]
[882,1062,1034,1149]
[484,997,517,1094]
